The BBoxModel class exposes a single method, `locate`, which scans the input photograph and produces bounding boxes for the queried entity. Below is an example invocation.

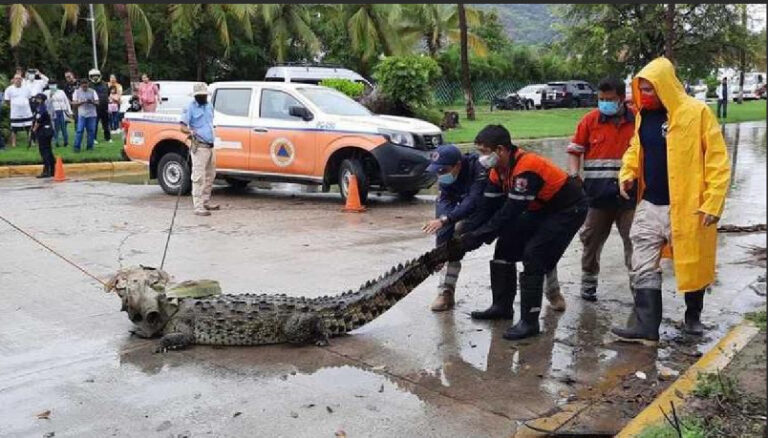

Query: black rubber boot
[503,272,543,340]
[683,290,705,335]
[471,260,515,320]
[611,288,662,346]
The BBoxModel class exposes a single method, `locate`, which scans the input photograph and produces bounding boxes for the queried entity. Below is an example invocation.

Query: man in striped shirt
[566,77,637,302]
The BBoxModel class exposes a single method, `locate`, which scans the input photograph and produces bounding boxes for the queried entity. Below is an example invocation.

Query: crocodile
[105,245,449,351]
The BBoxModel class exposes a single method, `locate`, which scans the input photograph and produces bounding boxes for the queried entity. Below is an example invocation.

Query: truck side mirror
[289,106,313,121]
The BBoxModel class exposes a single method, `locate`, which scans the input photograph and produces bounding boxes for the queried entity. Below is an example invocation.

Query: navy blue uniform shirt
[639,108,670,206]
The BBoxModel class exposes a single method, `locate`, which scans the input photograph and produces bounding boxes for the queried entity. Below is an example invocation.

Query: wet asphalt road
[0,122,765,437]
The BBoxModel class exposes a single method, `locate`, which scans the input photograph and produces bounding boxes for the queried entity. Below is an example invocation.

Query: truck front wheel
[158,152,191,195]
[338,158,368,204]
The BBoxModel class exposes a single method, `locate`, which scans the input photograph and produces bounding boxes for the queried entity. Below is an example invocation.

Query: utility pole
[88,4,98,70]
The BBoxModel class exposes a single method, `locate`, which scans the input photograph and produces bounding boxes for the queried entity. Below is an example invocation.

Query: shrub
[319,79,365,100]
[373,55,442,108]
[411,105,444,127]
[0,74,9,143]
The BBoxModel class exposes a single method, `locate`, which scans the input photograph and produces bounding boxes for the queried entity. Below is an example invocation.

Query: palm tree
[61,4,153,87]
[340,4,405,65]
[458,4,475,121]
[260,4,320,63]
[402,4,487,57]
[168,4,257,81]
[6,4,58,61]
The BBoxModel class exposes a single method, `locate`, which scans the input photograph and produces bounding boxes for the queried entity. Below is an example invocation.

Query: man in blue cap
[423,144,487,311]
[424,144,567,313]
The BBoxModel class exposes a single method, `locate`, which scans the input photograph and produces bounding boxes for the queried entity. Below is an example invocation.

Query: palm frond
[8,4,30,47]
[94,3,109,67]
[126,4,154,57]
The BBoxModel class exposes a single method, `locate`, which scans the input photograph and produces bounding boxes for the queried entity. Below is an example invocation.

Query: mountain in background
[477,4,561,45]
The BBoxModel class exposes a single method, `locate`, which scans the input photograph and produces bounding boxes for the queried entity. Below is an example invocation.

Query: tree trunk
[664,3,675,61]
[458,3,475,121]
[738,4,747,104]
[115,4,140,91]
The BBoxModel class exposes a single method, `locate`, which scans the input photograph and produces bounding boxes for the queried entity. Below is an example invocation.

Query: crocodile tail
[323,244,449,336]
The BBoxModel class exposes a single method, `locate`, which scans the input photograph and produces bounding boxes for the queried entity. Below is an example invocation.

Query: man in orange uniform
[449,125,588,341]
[566,77,637,301]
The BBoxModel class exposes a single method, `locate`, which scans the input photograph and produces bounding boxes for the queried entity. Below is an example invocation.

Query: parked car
[265,64,373,90]
[541,81,597,109]
[730,72,766,101]
[491,92,527,111]
[122,82,442,203]
[120,81,203,114]
[516,84,547,109]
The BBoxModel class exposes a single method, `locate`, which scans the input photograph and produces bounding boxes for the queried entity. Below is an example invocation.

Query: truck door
[249,88,316,177]
[212,87,255,171]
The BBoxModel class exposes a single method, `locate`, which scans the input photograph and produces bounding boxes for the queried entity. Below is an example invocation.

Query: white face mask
[478,152,499,169]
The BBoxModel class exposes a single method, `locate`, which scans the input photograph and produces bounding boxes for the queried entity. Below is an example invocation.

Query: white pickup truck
[122,82,443,202]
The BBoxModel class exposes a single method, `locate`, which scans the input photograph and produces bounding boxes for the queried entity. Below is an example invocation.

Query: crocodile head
[105,266,174,338]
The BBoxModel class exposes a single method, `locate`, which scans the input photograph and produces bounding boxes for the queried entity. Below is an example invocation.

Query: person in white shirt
[715,77,728,119]
[47,82,72,148]
[3,74,34,148]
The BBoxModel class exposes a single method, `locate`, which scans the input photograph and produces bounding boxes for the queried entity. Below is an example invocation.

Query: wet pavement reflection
[0,122,764,437]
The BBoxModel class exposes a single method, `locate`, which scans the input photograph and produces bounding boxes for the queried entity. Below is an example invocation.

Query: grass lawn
[0,123,126,165]
[441,99,766,144]
[0,100,763,165]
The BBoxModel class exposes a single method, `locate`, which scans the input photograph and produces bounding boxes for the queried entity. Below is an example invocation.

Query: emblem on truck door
[270,137,296,167]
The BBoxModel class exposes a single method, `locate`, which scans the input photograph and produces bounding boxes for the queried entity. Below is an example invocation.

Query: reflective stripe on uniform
[508,193,536,201]
[484,192,504,198]
[583,158,622,168]
[583,169,619,178]
[567,142,585,153]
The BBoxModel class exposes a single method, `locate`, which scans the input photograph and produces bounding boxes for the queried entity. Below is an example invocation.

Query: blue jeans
[74,116,97,151]
[53,110,69,146]
[109,111,120,131]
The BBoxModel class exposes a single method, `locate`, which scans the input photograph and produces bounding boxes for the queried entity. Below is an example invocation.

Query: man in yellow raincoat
[611,57,730,346]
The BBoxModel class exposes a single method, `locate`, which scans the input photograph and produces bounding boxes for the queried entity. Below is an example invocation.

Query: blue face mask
[438,172,457,185]
[598,100,620,116]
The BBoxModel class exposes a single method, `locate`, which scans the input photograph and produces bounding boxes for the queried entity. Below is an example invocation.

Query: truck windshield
[297,88,371,116]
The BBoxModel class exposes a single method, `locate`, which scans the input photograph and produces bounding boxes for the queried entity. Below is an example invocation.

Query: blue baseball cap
[426,144,462,173]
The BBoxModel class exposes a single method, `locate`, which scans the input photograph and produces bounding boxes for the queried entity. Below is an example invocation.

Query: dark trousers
[494,199,588,275]
[38,135,55,175]
[579,206,634,286]
[97,107,111,141]
[717,99,727,118]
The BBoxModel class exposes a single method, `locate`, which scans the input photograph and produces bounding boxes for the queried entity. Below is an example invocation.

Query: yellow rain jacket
[619,57,731,293]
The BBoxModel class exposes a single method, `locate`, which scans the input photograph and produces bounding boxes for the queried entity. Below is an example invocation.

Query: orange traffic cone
[342,174,366,213]
[53,156,66,182]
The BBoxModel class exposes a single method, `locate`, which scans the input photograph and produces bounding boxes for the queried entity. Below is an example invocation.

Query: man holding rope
[181,83,218,216]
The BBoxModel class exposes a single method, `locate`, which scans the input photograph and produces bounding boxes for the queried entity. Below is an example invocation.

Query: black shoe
[471,260,515,320]
[683,290,705,335]
[503,272,543,340]
[611,288,662,346]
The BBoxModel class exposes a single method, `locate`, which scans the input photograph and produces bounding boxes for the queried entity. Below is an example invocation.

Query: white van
[265,65,373,89]
[120,81,204,114]
[729,73,766,101]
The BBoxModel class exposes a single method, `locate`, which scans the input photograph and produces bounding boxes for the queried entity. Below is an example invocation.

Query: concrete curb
[0,161,145,178]
[615,321,761,437]
[511,321,761,437]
